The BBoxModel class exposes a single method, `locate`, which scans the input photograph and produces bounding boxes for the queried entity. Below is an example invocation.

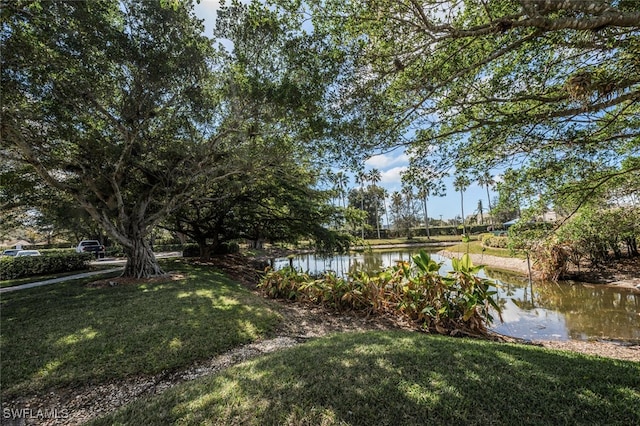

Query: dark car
[1,249,20,257]
[76,240,106,258]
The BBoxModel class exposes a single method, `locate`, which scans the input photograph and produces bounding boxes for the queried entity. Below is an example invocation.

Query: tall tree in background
[389,185,419,238]
[367,168,382,238]
[381,187,390,231]
[1,0,220,277]
[335,171,349,208]
[454,174,471,235]
[493,169,523,224]
[402,168,446,239]
[328,171,349,209]
[390,191,417,238]
[477,170,495,225]
[355,170,367,238]
[477,199,484,225]
[347,185,384,237]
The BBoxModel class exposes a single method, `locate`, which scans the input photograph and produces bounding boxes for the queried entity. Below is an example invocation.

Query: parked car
[76,240,106,258]
[15,250,41,257]
[1,249,20,257]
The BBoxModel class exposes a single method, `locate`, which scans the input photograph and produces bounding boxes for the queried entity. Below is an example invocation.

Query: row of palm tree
[327,168,387,238]
[327,168,497,238]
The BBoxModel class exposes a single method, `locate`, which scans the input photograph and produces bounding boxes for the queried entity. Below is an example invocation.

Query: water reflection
[274,249,640,343]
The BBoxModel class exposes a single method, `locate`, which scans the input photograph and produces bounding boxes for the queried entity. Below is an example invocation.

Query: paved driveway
[0,252,182,294]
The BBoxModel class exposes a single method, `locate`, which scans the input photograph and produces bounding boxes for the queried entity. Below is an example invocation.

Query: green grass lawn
[91,331,640,426]
[0,260,281,399]
[365,235,472,246]
[447,240,526,259]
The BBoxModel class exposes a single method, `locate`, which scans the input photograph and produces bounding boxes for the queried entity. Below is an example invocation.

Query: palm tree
[381,188,390,233]
[417,185,431,239]
[326,171,339,208]
[477,199,484,225]
[367,168,382,239]
[355,170,367,238]
[390,191,403,235]
[477,170,494,225]
[335,171,349,208]
[402,183,416,238]
[453,174,471,235]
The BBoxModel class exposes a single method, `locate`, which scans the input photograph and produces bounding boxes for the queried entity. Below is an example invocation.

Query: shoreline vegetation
[344,238,639,293]
[435,248,640,293]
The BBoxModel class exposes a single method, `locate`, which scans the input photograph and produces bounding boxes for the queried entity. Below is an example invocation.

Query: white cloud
[365,151,409,170]
[381,166,407,188]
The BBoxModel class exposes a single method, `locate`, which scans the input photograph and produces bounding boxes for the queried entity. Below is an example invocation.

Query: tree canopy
[2,0,637,277]
[275,0,639,209]
[1,0,223,277]
[1,0,353,274]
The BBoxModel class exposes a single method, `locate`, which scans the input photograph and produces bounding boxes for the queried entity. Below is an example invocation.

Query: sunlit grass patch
[448,240,526,258]
[0,261,281,398]
[92,331,640,426]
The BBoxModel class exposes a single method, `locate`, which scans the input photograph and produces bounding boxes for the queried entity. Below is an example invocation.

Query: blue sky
[192,0,497,221]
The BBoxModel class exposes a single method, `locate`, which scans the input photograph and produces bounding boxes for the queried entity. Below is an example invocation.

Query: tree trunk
[460,190,467,236]
[123,238,164,278]
[486,184,493,225]
[423,196,430,239]
[375,197,381,239]
[197,233,217,261]
[360,191,365,239]
[198,241,213,261]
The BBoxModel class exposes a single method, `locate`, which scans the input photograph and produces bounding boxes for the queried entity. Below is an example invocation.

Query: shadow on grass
[95,331,640,426]
[0,264,281,399]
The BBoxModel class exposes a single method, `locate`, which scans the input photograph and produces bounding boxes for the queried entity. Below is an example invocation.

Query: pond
[274,249,640,343]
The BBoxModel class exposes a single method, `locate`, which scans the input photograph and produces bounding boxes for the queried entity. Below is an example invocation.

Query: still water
[274,249,640,343]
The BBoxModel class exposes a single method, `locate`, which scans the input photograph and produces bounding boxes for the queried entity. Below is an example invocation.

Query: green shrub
[182,244,200,258]
[482,235,509,248]
[105,245,126,257]
[220,241,240,254]
[39,248,76,255]
[0,253,93,280]
[153,244,185,252]
[259,251,501,337]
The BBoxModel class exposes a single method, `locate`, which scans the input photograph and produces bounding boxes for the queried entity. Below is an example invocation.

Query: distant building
[503,211,560,229]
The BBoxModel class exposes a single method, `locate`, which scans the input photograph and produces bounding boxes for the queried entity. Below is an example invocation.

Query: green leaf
[461,254,472,271]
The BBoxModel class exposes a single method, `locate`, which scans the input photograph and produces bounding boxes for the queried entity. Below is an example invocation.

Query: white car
[15,250,41,257]
[1,249,20,257]
[76,240,106,257]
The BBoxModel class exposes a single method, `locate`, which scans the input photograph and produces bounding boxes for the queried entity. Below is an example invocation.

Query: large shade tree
[275,0,640,212]
[165,136,346,259]
[160,0,352,259]
[1,0,223,277]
